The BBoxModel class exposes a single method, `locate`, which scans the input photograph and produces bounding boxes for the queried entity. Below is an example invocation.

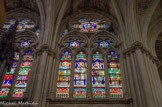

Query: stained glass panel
[2,75,14,87]
[59,61,71,69]
[92,88,106,98]
[74,81,86,87]
[92,51,105,97]
[0,88,10,98]
[108,51,123,98]
[15,81,27,87]
[13,50,33,97]
[76,51,86,61]
[56,51,71,98]
[57,82,70,87]
[70,41,80,48]
[56,88,69,98]
[99,41,109,48]
[73,88,86,98]
[12,88,26,97]
[59,70,71,76]
[110,88,123,98]
[3,19,35,32]
[19,68,30,75]
[0,51,20,97]
[20,40,31,47]
[60,51,71,61]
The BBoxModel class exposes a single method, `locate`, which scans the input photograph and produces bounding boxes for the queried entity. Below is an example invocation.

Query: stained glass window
[92,51,105,98]
[73,51,87,98]
[108,51,123,98]
[56,51,71,98]
[0,51,19,97]
[3,19,35,32]
[13,51,33,97]
[35,28,40,37]
[72,18,108,32]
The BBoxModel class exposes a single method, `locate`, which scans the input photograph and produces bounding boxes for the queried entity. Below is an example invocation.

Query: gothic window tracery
[56,14,124,99]
[0,14,40,98]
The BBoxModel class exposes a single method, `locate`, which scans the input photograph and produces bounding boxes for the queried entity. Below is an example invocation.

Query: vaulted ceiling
[4,0,39,13]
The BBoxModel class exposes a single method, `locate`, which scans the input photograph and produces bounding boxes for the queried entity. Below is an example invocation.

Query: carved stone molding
[123,41,160,65]
[35,44,56,57]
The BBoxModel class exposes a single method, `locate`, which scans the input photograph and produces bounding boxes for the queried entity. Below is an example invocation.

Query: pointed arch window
[92,51,106,98]
[56,15,124,99]
[56,51,72,98]
[108,51,123,98]
[73,51,87,98]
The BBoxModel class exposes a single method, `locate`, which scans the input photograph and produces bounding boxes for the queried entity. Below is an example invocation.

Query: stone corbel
[35,44,56,58]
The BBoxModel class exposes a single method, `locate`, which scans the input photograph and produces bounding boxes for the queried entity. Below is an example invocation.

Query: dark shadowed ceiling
[4,0,39,13]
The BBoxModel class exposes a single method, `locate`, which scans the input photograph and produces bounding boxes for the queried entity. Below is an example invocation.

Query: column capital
[35,44,56,58]
[123,41,160,65]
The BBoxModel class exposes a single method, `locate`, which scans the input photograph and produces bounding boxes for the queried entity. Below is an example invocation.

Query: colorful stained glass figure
[73,88,86,98]
[17,76,28,81]
[92,70,105,75]
[15,81,27,87]
[21,61,32,67]
[70,41,80,48]
[58,76,70,82]
[12,61,18,67]
[2,75,14,87]
[92,88,106,98]
[74,81,86,87]
[93,51,103,60]
[61,51,71,61]
[110,88,123,98]
[19,68,30,75]
[35,28,40,37]
[99,41,109,48]
[59,61,71,69]
[56,88,69,98]
[0,88,10,98]
[76,51,86,61]
[108,51,123,98]
[59,70,71,76]
[12,88,26,97]
[73,51,87,98]
[57,82,70,87]
[3,19,35,32]
[22,55,33,61]
[72,18,108,32]
[92,60,104,69]
[13,51,20,60]
[20,40,31,47]
[92,51,105,97]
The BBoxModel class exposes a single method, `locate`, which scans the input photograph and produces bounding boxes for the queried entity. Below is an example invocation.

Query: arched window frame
[0,10,40,99]
[55,13,124,100]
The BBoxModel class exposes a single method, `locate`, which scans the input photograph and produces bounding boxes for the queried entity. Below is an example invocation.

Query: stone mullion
[69,54,75,98]
[87,46,91,99]
[146,55,162,106]
[104,52,109,98]
[135,49,156,107]
[8,52,23,98]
